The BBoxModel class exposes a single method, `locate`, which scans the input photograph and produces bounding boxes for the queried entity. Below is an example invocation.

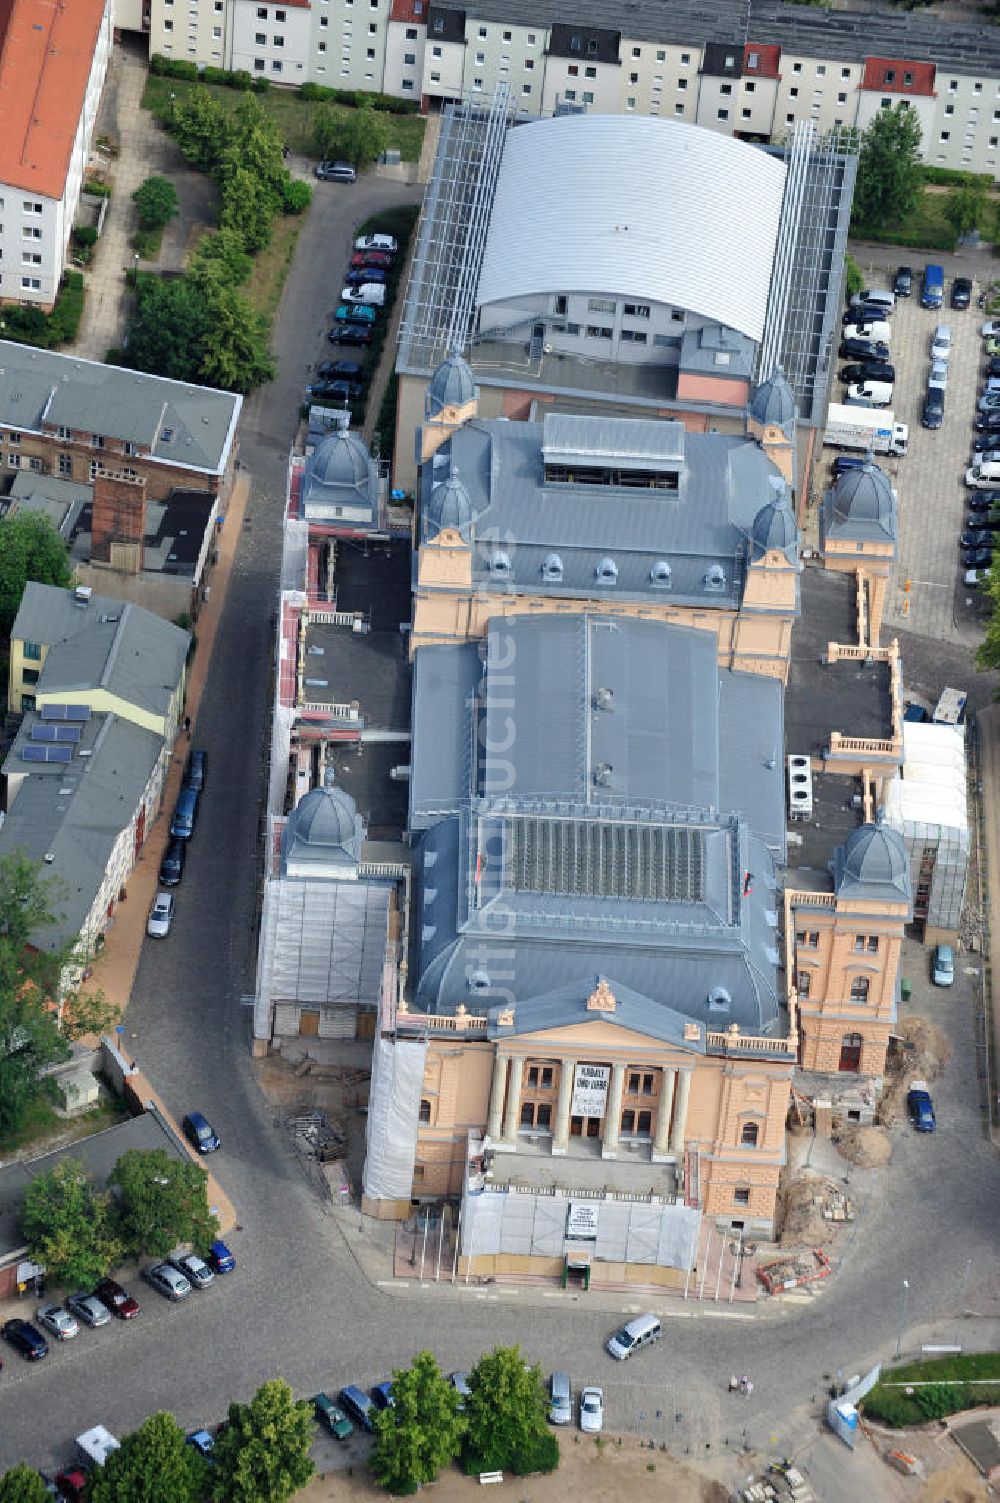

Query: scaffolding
[760,122,858,425]
[397,83,514,376]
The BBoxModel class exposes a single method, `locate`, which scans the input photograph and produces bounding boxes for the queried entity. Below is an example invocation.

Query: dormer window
[704,564,726,591]
[490,550,511,576]
[541,552,563,582]
[650,560,671,587]
[595,557,618,584]
[468,968,490,992]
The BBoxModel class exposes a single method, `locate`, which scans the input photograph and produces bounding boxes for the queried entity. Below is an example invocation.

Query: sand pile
[834,1124,892,1167]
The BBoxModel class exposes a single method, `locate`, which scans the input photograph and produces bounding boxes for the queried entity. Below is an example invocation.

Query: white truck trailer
[76,1426,120,1468]
[824,402,909,457]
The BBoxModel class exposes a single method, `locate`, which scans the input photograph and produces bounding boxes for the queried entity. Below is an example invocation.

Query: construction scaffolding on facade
[883,721,970,941]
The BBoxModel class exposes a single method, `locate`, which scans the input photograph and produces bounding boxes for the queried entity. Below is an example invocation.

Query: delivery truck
[76,1426,120,1468]
[823,403,909,457]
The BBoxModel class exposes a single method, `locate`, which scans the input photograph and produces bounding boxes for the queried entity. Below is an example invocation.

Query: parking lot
[840,266,993,644]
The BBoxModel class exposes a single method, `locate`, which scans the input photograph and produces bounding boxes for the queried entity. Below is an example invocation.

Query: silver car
[579,1386,604,1433]
[66,1292,111,1328]
[549,1371,572,1425]
[35,1303,79,1340]
[147,891,174,938]
[142,1262,192,1301]
[169,1252,214,1289]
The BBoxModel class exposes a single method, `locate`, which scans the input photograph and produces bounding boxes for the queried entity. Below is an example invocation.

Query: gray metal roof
[0,341,241,475]
[8,471,91,534]
[421,415,798,610]
[258,876,390,1007]
[409,613,786,1037]
[679,326,756,381]
[430,0,1000,74]
[0,713,165,951]
[834,822,912,909]
[13,584,189,720]
[488,975,709,1051]
[477,116,785,345]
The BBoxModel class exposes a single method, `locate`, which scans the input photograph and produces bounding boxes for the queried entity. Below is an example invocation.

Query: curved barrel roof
[476,114,786,343]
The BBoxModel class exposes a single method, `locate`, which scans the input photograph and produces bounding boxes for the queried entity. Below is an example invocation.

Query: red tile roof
[861,57,936,97]
[743,43,780,80]
[0,0,108,200]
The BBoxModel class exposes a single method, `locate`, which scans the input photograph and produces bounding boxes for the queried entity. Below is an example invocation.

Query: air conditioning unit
[787,754,813,820]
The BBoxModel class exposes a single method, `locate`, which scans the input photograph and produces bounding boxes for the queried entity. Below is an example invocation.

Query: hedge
[298,81,419,114]
[853,222,957,251]
[149,54,270,91]
[920,165,995,188]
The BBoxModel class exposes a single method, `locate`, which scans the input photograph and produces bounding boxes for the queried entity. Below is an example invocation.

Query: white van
[847,381,893,407]
[76,1426,120,1468]
[843,320,891,346]
[341,282,386,307]
[966,462,1000,488]
[606,1313,662,1360]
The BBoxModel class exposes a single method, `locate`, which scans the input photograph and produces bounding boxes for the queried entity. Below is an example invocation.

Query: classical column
[669,1067,693,1155]
[652,1067,677,1162]
[551,1058,576,1156]
[487,1053,508,1141]
[501,1055,524,1146]
[601,1062,626,1159]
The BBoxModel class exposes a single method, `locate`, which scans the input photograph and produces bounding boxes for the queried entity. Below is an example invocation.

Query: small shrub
[74,225,98,249]
[298,80,418,114]
[915,1384,964,1420]
[646,1463,656,1472]
[251,76,270,93]
[281,178,312,214]
[511,1432,559,1476]
[85,180,112,199]
[149,53,199,81]
[921,165,993,188]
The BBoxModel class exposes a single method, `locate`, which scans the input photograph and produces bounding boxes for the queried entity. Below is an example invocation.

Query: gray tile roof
[13,584,189,720]
[0,341,241,475]
[430,0,1000,74]
[0,713,165,951]
[421,414,797,611]
[488,976,709,1051]
[410,613,786,1038]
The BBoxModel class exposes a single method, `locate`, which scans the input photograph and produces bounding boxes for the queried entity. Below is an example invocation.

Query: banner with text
[572,1063,610,1118]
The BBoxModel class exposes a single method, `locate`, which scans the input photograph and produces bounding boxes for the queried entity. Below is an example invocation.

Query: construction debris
[757,1248,832,1295]
[881,1016,952,1126]
[780,1171,854,1244]
[833,1124,892,1168]
[738,1462,819,1502]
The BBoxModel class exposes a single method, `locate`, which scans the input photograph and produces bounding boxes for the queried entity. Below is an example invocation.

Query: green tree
[0,512,73,632]
[281,178,312,215]
[314,104,388,168]
[852,103,924,232]
[462,1347,557,1476]
[132,175,180,231]
[843,251,865,303]
[0,1464,51,1503]
[199,284,275,394]
[119,277,211,383]
[20,1158,123,1288]
[977,563,1000,672]
[210,1380,315,1503]
[944,185,986,240]
[188,227,253,289]
[87,1412,207,1503]
[371,1350,464,1495]
[168,90,228,174]
[219,165,276,254]
[109,1148,218,1259]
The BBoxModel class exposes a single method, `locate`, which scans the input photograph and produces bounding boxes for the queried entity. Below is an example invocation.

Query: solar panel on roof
[21,744,74,763]
[39,703,91,722]
[31,723,82,743]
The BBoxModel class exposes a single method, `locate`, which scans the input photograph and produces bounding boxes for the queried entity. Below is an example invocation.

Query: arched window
[541,553,563,582]
[740,1121,760,1147]
[419,1099,432,1123]
[595,557,618,584]
[490,550,511,576]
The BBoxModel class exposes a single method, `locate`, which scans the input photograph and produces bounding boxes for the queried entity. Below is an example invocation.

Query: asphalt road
[2,182,1000,1483]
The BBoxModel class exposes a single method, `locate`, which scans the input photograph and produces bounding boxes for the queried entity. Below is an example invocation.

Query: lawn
[863,1352,1000,1427]
[142,74,426,162]
[0,1088,132,1162]
[853,189,960,251]
[244,212,303,328]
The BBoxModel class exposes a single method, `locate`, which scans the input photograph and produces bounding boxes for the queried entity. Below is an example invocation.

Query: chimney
[90,471,147,573]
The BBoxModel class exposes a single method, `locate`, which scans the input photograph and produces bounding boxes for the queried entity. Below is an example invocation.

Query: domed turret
[305,430,371,492]
[835,822,910,903]
[426,352,477,418]
[425,468,474,539]
[751,491,797,562]
[830,462,896,534]
[748,368,796,432]
[282,772,363,873]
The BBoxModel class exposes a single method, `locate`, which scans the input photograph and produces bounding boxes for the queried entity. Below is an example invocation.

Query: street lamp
[895,1278,910,1361]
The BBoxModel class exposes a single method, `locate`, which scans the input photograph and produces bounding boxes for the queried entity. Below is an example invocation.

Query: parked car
[832,454,866,477]
[184,747,208,793]
[921,388,945,430]
[350,249,394,270]
[928,359,948,389]
[54,1472,88,1503]
[968,513,1000,531]
[907,1082,936,1132]
[962,546,995,568]
[982,320,1000,338]
[315,160,357,182]
[329,323,373,346]
[344,267,387,286]
[930,324,953,362]
[333,303,377,324]
[317,359,364,379]
[978,392,1000,412]
[142,1262,192,1302]
[839,337,890,361]
[159,837,186,887]
[314,1393,354,1440]
[975,411,1000,433]
[449,1371,471,1411]
[169,1251,214,1289]
[987,358,1000,379]
[932,943,955,986]
[960,529,995,549]
[370,1380,394,1410]
[987,336,1000,357]
[893,265,913,297]
[339,1385,375,1431]
[951,276,973,310]
[579,1386,604,1434]
[186,1431,215,1460]
[968,489,1000,510]
[2,1318,49,1359]
[66,1292,111,1328]
[355,233,398,253]
[35,1303,79,1341]
[94,1278,139,1320]
[841,361,894,385]
[147,891,174,938]
[183,1110,220,1154]
[549,1372,572,1425]
[309,381,363,403]
[964,568,990,586]
[340,284,386,306]
[843,302,887,327]
[207,1239,236,1274]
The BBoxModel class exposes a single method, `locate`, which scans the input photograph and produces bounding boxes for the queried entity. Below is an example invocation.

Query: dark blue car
[208,1239,236,1275]
[183,1110,220,1154]
[907,1085,936,1132]
[2,1318,48,1360]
